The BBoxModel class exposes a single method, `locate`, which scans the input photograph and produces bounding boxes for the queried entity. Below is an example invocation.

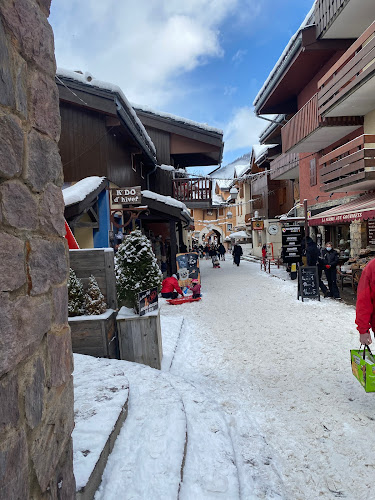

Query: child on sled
[212,255,220,268]
[188,279,201,298]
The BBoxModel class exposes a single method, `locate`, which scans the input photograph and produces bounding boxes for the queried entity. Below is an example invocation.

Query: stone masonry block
[52,285,68,327]
[29,71,61,141]
[49,438,76,500]
[0,17,14,108]
[0,373,19,431]
[47,328,73,388]
[0,292,52,377]
[39,183,66,236]
[0,0,55,75]
[26,129,63,192]
[25,356,45,429]
[28,238,68,295]
[0,232,25,291]
[30,378,74,492]
[0,430,29,499]
[0,180,38,230]
[0,113,24,179]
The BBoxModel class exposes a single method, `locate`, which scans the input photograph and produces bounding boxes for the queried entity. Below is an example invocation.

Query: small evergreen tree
[68,268,85,316]
[115,230,163,312]
[85,275,107,315]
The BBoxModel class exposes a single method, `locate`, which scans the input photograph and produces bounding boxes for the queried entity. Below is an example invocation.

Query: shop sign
[368,219,375,245]
[112,186,141,205]
[138,287,158,316]
[252,220,264,231]
[321,212,363,224]
[176,252,200,287]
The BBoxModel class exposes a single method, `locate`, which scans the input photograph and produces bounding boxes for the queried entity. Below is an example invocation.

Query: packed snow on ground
[159,258,375,499]
[62,176,105,207]
[73,355,129,490]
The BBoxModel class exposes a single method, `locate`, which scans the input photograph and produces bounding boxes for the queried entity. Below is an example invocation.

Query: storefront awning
[309,193,375,226]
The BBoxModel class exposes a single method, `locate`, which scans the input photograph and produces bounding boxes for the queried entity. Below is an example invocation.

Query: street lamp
[230,187,238,200]
[226,210,233,219]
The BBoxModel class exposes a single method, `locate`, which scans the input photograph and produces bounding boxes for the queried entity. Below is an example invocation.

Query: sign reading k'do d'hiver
[112,186,141,205]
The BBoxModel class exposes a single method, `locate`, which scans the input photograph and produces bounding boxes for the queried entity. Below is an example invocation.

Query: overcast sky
[50,0,313,168]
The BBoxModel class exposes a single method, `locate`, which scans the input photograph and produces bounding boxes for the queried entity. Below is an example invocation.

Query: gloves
[325,265,331,269]
[360,332,372,345]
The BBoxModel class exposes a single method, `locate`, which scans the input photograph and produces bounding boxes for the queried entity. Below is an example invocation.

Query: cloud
[224,86,238,96]
[232,49,247,65]
[50,0,243,107]
[223,106,265,152]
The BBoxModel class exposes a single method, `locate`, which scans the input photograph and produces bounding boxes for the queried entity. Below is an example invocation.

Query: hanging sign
[252,220,264,230]
[138,287,158,316]
[176,252,200,288]
[282,225,303,263]
[111,186,141,205]
[368,219,375,246]
[298,266,320,302]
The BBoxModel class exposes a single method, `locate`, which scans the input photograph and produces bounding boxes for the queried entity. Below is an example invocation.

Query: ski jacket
[161,277,183,295]
[233,245,243,256]
[356,258,375,334]
[320,248,339,267]
[188,283,201,295]
[306,241,319,266]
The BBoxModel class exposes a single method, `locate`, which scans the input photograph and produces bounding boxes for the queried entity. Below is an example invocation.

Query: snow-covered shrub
[115,230,163,312]
[68,268,85,316]
[85,275,107,315]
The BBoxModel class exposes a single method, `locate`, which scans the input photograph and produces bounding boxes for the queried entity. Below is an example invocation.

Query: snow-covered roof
[141,190,190,219]
[132,103,223,136]
[253,144,278,164]
[212,193,226,206]
[229,231,250,239]
[56,68,156,156]
[253,3,316,109]
[63,176,106,207]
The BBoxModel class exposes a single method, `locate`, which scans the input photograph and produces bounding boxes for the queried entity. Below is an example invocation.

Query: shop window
[310,158,317,186]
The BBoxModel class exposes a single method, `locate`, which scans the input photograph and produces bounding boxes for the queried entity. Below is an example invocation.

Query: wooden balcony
[315,0,348,38]
[173,178,212,208]
[318,21,375,118]
[281,93,363,154]
[320,134,375,192]
[270,153,299,180]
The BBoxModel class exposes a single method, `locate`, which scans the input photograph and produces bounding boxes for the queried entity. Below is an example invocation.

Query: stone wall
[0,0,75,498]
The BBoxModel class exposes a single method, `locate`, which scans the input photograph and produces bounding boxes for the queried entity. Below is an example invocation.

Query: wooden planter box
[117,307,163,370]
[69,309,118,359]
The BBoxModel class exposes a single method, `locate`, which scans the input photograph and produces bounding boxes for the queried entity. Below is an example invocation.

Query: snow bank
[132,102,223,135]
[63,176,106,207]
[56,68,156,155]
[160,315,184,372]
[73,354,129,491]
[68,309,115,322]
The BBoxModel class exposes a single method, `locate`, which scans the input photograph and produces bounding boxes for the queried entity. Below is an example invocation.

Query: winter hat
[172,274,177,279]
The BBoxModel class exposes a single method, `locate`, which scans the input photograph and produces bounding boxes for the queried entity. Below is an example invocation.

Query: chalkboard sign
[176,252,200,288]
[138,287,158,316]
[298,266,320,302]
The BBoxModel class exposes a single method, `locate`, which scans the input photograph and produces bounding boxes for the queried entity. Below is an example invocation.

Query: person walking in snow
[161,274,184,299]
[233,243,243,266]
[305,236,319,267]
[218,243,226,261]
[319,242,341,299]
[355,258,375,345]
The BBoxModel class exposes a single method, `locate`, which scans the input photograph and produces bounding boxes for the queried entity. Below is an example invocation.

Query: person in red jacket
[161,274,184,299]
[355,258,375,345]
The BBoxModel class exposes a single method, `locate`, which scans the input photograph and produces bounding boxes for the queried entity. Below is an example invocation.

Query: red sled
[167,297,202,305]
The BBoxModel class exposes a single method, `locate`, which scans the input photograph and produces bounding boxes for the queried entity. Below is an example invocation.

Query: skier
[355,258,375,345]
[233,243,243,266]
[160,274,184,299]
[188,279,201,299]
[319,242,341,299]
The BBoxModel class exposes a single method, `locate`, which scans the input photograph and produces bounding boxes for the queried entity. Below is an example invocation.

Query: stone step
[72,354,130,500]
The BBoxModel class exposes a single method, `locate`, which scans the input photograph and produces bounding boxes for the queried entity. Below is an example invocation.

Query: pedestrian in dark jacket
[320,242,341,299]
[355,258,375,345]
[233,244,243,266]
[305,237,319,266]
[218,243,226,261]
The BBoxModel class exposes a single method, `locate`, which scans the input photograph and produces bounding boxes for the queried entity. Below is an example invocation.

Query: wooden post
[170,220,177,274]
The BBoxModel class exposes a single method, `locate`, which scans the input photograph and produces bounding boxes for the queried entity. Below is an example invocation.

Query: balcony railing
[320,134,375,192]
[315,0,348,39]
[173,178,212,207]
[281,93,363,153]
[281,95,319,153]
[318,21,375,117]
[270,153,299,180]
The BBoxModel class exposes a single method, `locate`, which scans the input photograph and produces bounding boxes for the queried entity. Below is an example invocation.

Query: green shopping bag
[351,345,375,392]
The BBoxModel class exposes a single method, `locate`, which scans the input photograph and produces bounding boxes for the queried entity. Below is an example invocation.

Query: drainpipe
[146,164,158,191]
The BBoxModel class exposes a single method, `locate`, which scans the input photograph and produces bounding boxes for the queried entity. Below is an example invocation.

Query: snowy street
[93,258,375,499]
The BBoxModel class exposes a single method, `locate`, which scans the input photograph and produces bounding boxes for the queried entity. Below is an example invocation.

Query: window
[227,223,233,231]
[310,158,317,186]
[207,210,213,216]
[219,208,224,216]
